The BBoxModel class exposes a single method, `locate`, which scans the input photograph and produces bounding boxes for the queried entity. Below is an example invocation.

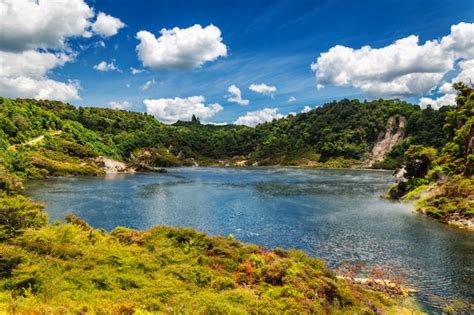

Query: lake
[25,167,474,311]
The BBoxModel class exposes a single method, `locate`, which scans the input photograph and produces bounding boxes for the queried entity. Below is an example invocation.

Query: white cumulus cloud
[311,22,474,98]
[249,83,277,96]
[136,24,227,70]
[440,22,474,60]
[0,50,80,101]
[144,96,223,123]
[109,101,131,110]
[419,58,474,109]
[91,12,125,37]
[93,60,119,72]
[234,108,283,127]
[0,0,124,52]
[0,0,93,52]
[0,0,124,102]
[227,85,249,105]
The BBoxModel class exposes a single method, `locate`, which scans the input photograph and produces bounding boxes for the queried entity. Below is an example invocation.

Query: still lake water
[25,167,473,311]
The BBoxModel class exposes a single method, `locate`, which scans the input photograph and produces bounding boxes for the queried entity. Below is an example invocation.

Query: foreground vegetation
[0,194,422,313]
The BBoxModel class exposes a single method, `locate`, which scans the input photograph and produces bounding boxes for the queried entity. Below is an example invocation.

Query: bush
[262,259,292,285]
[0,245,23,277]
[0,166,23,194]
[28,150,104,177]
[0,193,47,239]
[416,177,474,218]
[405,145,437,179]
[65,214,91,230]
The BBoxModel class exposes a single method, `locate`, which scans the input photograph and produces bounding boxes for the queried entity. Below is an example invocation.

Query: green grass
[415,176,474,219]
[0,216,421,314]
[28,150,104,177]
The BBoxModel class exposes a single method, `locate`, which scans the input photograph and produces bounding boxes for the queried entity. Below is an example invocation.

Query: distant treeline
[0,92,455,174]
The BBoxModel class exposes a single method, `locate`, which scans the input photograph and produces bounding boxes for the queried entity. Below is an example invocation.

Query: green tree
[404,145,437,179]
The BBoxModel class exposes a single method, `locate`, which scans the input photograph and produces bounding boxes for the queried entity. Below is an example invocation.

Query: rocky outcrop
[130,149,156,171]
[92,156,135,174]
[130,148,185,170]
[185,158,199,167]
[446,214,474,231]
[368,115,407,166]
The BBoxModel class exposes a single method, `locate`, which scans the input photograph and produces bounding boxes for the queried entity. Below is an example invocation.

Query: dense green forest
[0,93,451,178]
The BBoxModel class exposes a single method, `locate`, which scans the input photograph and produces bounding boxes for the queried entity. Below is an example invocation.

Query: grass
[415,176,474,219]
[28,150,104,177]
[0,216,422,314]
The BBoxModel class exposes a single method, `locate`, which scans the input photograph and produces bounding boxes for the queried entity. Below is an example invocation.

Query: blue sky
[1,0,473,125]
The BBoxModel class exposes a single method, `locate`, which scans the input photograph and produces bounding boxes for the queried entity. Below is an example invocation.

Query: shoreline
[404,183,474,233]
[123,162,396,173]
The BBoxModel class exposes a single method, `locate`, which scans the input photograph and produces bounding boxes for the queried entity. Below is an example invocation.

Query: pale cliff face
[369,115,407,166]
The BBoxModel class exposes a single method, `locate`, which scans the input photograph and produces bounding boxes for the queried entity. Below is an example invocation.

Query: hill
[0,96,448,174]
[387,83,473,230]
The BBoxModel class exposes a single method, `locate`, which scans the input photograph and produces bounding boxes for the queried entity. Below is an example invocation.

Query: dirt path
[8,130,62,151]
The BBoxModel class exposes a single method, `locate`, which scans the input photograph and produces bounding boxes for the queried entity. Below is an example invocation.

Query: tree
[191,114,200,124]
[0,193,47,239]
[404,145,437,179]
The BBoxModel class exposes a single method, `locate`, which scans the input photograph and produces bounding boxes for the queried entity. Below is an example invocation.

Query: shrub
[0,193,47,239]
[405,145,437,179]
[111,227,145,245]
[416,177,474,218]
[262,259,292,285]
[211,276,235,290]
[0,245,23,277]
[65,214,91,230]
[0,166,23,194]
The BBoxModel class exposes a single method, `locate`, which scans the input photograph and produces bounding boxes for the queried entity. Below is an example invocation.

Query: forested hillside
[0,95,449,176]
